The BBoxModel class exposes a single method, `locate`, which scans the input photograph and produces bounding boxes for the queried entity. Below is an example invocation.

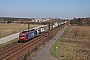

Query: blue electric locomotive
[19,29,37,42]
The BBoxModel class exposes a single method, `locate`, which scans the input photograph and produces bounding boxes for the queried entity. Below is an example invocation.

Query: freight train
[18,26,46,42]
[18,21,68,43]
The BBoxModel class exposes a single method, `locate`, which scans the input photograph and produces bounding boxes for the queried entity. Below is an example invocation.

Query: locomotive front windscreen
[19,33,24,37]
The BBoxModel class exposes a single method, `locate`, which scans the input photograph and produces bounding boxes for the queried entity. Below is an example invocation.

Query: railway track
[0,43,22,56]
[0,41,18,52]
[0,32,47,60]
[9,35,47,60]
[8,37,46,59]
[0,23,68,60]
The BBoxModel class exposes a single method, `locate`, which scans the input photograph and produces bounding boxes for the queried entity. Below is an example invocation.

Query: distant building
[82,18,90,25]
[12,21,18,23]
[0,18,7,23]
[32,18,50,23]
[70,18,78,25]
[69,17,74,20]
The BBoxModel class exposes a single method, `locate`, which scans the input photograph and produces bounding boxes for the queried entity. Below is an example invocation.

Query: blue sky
[0,0,90,19]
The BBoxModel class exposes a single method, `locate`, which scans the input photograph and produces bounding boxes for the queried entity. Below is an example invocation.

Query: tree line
[70,18,90,26]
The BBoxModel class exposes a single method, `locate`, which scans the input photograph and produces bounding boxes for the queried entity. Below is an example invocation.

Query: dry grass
[0,23,40,38]
[50,26,90,60]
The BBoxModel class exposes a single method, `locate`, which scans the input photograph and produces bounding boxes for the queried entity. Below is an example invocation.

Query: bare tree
[81,30,87,39]
[72,28,79,37]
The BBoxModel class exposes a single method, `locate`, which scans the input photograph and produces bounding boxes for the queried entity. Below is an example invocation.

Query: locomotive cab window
[19,34,24,37]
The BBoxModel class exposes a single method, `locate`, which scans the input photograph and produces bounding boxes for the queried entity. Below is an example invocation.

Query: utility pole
[48,23,50,39]
[56,47,57,57]
[28,19,30,31]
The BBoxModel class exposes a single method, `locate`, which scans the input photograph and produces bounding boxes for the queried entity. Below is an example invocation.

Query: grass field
[50,26,90,60]
[0,23,40,38]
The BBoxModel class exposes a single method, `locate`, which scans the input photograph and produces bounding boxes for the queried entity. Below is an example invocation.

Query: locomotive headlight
[22,37,24,38]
